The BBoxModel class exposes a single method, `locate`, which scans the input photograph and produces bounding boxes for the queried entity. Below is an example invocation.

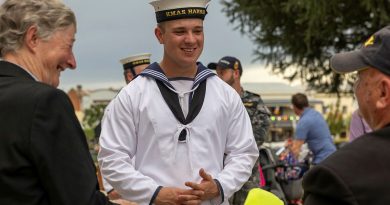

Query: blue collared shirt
[295,107,336,164]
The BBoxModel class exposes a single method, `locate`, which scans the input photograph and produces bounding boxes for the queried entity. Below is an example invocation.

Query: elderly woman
[0,0,134,204]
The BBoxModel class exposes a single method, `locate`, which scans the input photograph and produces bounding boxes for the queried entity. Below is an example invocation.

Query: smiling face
[35,25,76,87]
[155,18,204,71]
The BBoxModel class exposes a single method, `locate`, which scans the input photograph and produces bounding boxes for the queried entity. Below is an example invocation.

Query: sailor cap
[150,0,210,23]
[120,53,151,70]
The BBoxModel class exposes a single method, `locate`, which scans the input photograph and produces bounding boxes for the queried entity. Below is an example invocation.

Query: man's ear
[125,72,134,82]
[376,78,390,109]
[24,25,39,52]
[155,27,164,44]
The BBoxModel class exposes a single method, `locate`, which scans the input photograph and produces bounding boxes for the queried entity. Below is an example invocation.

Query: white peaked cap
[120,53,151,65]
[150,0,210,23]
[150,0,210,12]
[120,53,151,70]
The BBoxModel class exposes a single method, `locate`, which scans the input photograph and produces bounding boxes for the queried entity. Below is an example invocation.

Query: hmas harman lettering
[166,9,187,17]
[187,8,205,15]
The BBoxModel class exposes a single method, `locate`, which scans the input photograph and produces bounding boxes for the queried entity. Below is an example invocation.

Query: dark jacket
[0,61,112,205]
[303,125,390,205]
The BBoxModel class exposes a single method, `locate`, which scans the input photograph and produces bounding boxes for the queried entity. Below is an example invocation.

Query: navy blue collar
[139,62,215,90]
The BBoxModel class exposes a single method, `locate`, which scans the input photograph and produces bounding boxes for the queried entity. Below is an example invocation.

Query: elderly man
[0,0,133,204]
[302,26,390,205]
[98,0,259,205]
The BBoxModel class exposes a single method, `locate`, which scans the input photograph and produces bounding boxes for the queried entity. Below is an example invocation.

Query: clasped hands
[155,168,220,205]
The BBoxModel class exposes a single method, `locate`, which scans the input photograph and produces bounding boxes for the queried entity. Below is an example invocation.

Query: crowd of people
[1,0,389,205]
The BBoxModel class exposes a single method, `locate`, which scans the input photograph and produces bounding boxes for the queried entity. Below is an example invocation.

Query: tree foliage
[83,103,107,129]
[325,103,347,136]
[221,0,390,94]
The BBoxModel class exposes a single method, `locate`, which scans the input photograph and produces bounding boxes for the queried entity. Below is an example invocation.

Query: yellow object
[244,188,284,205]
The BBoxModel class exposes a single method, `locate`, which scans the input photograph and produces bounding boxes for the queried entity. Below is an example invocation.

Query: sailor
[98,1,259,204]
[98,53,151,200]
[120,53,151,84]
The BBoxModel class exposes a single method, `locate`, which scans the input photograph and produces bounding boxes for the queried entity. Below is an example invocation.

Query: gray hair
[0,0,76,56]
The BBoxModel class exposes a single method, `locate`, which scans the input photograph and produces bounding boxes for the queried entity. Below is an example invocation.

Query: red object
[258,164,266,187]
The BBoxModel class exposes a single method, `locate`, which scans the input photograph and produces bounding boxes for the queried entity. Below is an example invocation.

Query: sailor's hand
[185,168,219,201]
[155,187,204,205]
[108,190,121,200]
[111,198,138,205]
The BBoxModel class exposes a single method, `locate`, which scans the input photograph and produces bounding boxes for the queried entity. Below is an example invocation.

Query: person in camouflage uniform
[242,90,271,145]
[209,56,271,205]
[238,90,271,204]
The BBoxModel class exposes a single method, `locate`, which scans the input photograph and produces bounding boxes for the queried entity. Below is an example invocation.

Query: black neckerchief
[139,62,215,141]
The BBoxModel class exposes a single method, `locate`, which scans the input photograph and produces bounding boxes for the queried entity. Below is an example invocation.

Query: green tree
[222,0,390,94]
[83,103,107,130]
[325,103,347,136]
